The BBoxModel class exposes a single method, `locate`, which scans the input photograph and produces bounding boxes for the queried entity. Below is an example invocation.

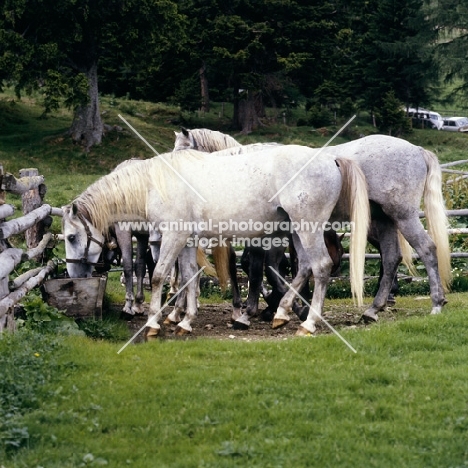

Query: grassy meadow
[1,90,468,466]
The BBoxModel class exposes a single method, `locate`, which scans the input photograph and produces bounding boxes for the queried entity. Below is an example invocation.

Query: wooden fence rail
[0,164,59,331]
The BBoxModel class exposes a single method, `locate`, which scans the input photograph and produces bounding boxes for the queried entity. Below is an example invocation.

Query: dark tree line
[0,0,466,148]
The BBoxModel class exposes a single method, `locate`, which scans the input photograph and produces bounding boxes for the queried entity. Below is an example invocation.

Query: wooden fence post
[0,164,9,302]
[19,168,47,253]
[0,164,4,205]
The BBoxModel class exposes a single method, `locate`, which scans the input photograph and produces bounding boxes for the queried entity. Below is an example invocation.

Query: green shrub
[19,290,85,336]
[77,318,130,342]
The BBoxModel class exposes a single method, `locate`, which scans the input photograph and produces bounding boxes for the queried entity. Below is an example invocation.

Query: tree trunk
[199,62,210,113]
[237,91,261,134]
[70,62,103,150]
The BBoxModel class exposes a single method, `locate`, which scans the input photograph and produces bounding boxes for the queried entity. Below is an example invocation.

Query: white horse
[174,129,343,327]
[175,129,452,322]
[62,146,369,337]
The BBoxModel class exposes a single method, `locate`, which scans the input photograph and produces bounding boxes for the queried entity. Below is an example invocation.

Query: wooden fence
[0,165,62,331]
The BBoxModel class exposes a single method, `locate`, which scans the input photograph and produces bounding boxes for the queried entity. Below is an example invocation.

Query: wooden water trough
[42,274,107,320]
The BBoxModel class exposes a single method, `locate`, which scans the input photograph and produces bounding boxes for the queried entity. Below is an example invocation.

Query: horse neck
[194,129,241,152]
[78,168,148,232]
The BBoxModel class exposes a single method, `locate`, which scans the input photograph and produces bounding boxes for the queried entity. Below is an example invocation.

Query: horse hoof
[272,318,289,329]
[121,311,135,321]
[260,308,274,322]
[295,326,314,337]
[132,304,145,315]
[361,311,378,323]
[232,320,250,330]
[298,306,309,322]
[145,327,160,338]
[174,326,191,336]
[386,294,396,306]
[163,317,178,326]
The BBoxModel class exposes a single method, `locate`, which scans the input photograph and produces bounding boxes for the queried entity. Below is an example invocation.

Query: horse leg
[146,236,188,338]
[164,284,186,326]
[132,233,149,315]
[149,229,161,265]
[164,257,189,326]
[271,233,322,331]
[173,247,200,335]
[262,244,290,321]
[361,218,402,322]
[229,244,243,321]
[168,263,180,300]
[115,227,135,318]
[397,216,447,314]
[273,232,333,335]
[233,246,265,329]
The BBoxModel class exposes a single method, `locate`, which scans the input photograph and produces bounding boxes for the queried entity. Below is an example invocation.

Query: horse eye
[68,234,76,243]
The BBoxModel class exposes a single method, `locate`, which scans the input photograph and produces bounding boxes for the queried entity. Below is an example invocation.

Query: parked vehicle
[441,117,468,132]
[406,108,444,130]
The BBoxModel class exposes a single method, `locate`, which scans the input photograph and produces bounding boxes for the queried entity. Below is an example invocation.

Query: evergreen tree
[0,0,187,149]
[429,0,468,106]
[356,0,439,113]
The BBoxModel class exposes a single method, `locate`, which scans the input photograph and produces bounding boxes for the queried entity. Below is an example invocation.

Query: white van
[407,108,444,130]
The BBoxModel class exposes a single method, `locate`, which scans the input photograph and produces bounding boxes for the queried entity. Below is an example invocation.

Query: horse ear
[181,127,189,137]
[338,233,345,242]
[174,130,179,136]
[72,203,78,216]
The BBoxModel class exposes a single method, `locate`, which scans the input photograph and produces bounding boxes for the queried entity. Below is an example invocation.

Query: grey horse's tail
[422,149,452,291]
[336,157,370,306]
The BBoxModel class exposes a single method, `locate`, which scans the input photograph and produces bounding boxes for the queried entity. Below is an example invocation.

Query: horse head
[62,203,105,278]
[325,230,345,277]
[174,127,196,151]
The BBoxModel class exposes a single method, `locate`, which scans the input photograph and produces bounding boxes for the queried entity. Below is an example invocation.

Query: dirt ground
[123,297,383,343]
[115,272,431,343]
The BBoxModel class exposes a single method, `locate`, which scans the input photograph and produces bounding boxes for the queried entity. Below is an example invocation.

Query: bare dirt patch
[121,297,423,343]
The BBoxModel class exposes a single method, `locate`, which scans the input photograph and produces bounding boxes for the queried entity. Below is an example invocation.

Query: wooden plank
[419,209,468,218]
[441,168,468,175]
[341,252,468,260]
[9,266,44,290]
[24,232,53,260]
[0,260,56,320]
[440,159,468,168]
[0,276,8,302]
[0,164,4,204]
[0,248,24,279]
[0,204,15,219]
[1,172,45,195]
[0,165,7,255]
[0,203,51,240]
[51,207,63,217]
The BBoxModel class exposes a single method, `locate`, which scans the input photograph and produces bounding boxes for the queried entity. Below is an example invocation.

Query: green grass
[4,294,468,467]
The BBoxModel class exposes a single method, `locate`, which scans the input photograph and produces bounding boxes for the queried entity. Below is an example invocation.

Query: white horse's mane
[71,150,205,233]
[184,128,241,152]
